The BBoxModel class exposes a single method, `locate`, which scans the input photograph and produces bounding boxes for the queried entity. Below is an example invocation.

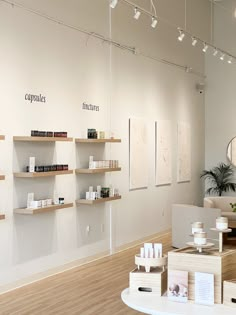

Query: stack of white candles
[140,243,163,258]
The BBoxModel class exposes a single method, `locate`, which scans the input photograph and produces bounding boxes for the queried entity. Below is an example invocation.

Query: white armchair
[172,204,221,248]
[204,197,236,228]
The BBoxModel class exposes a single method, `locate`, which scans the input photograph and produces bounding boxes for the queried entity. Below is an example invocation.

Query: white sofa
[172,204,221,248]
[204,197,236,225]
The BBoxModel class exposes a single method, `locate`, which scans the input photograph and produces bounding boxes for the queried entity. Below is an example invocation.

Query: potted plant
[200,162,236,196]
[230,203,236,212]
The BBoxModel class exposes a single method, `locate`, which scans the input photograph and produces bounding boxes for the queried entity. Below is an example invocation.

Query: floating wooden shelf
[14,203,74,215]
[14,170,73,178]
[75,167,121,174]
[13,136,73,142]
[0,135,5,140]
[76,195,121,205]
[75,138,121,143]
[0,175,5,180]
[0,214,5,220]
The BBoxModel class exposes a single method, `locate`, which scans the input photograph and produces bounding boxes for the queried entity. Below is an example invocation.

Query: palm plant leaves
[200,163,236,196]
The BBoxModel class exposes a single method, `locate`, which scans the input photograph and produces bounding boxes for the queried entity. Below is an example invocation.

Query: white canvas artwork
[129,118,148,190]
[155,120,172,186]
[177,122,191,183]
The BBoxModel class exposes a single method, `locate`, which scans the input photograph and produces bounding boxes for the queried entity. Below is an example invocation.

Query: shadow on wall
[75,204,107,248]
[12,212,57,264]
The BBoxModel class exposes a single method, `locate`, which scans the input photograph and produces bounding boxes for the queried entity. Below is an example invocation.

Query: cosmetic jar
[194,231,207,245]
[192,222,204,234]
[216,217,228,230]
[59,198,64,205]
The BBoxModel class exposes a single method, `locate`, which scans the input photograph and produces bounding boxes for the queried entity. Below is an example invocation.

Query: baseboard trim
[0,228,171,295]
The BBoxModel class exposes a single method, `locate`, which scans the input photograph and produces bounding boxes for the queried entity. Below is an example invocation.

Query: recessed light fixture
[134,7,141,20]
[191,37,197,46]
[178,30,185,41]
[110,0,118,9]
[220,53,225,61]
[202,43,208,52]
[151,17,158,28]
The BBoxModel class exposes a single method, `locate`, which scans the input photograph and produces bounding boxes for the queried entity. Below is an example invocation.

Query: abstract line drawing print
[177,122,191,183]
[129,118,148,190]
[155,120,172,186]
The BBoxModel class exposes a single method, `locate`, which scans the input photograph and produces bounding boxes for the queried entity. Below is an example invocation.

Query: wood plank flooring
[0,231,172,315]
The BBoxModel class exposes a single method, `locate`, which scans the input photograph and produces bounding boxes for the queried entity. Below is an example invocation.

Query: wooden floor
[0,231,172,315]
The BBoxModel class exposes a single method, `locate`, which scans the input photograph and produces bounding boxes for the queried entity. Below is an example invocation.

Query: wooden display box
[223,280,236,308]
[129,267,167,296]
[168,247,236,304]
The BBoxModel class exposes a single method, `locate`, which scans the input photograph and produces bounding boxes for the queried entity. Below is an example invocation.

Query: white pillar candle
[194,232,207,245]
[216,217,228,230]
[192,222,204,234]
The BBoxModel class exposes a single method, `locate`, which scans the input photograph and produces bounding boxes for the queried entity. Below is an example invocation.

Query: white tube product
[27,192,34,208]
[149,247,154,258]
[140,247,144,258]
[97,185,101,198]
[89,186,93,200]
[144,243,153,258]
[29,157,35,173]
[89,156,94,169]
[154,243,162,258]
[53,190,59,205]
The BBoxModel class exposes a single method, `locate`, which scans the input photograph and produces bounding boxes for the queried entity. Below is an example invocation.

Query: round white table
[121,288,236,315]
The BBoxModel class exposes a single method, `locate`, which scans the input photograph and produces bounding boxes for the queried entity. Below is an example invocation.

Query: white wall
[0,0,209,288]
[205,1,236,173]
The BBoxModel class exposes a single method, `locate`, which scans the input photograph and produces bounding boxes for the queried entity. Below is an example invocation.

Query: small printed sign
[82,102,99,112]
[25,93,46,103]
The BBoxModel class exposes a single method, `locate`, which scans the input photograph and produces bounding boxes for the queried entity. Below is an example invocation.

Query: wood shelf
[0,214,5,220]
[13,136,73,142]
[0,135,5,140]
[76,195,121,205]
[75,138,121,143]
[0,175,5,180]
[75,167,121,174]
[14,203,74,215]
[14,170,73,178]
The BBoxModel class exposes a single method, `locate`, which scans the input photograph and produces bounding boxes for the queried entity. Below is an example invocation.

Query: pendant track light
[191,37,197,46]
[151,17,158,28]
[178,30,185,41]
[109,0,235,67]
[228,56,232,64]
[220,53,225,61]
[213,48,218,56]
[202,43,208,53]
[110,0,118,9]
[134,7,141,20]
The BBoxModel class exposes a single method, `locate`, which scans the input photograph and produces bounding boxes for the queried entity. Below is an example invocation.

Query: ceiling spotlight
[228,56,232,64]
[191,37,197,46]
[202,43,208,53]
[134,7,141,20]
[220,53,225,61]
[110,0,118,9]
[213,48,218,56]
[151,17,158,28]
[178,30,185,41]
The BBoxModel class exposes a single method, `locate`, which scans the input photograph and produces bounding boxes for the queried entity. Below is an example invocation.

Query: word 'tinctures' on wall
[82,102,99,111]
